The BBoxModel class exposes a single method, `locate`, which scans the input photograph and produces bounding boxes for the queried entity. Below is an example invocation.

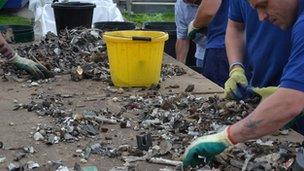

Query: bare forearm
[193,0,222,28]
[230,88,304,142]
[176,39,190,64]
[0,34,14,59]
[225,20,245,65]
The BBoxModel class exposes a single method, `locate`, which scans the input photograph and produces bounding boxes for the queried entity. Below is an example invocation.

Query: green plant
[123,12,175,26]
[0,15,31,25]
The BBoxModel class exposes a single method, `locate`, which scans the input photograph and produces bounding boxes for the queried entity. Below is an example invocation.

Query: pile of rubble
[1,28,301,170]
[1,28,186,82]
[12,87,301,170]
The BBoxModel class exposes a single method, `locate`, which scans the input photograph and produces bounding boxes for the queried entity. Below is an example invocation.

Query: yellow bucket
[103,30,169,87]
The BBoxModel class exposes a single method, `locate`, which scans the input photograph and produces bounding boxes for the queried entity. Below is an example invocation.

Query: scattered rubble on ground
[11,85,301,170]
[0,28,302,170]
[1,28,186,83]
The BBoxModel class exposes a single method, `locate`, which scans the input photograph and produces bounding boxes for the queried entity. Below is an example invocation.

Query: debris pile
[11,85,301,170]
[211,140,300,170]
[122,93,257,134]
[16,91,257,144]
[1,28,186,82]
[1,27,301,170]
[14,92,119,144]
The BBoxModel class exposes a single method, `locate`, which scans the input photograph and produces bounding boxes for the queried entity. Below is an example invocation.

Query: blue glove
[231,84,277,101]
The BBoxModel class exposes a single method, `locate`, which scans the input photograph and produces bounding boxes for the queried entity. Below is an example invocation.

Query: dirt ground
[0,75,168,170]
[0,56,301,170]
[0,56,223,171]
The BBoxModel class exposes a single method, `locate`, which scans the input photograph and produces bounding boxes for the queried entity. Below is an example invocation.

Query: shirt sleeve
[280,15,304,92]
[228,0,244,23]
[175,0,189,39]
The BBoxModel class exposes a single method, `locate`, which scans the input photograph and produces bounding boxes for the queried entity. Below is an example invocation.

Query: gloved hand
[183,127,235,168]
[224,66,248,99]
[252,87,278,101]
[8,53,53,80]
[231,85,278,101]
[188,20,201,39]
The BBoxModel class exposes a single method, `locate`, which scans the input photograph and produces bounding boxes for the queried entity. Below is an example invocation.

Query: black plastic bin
[0,25,34,43]
[94,21,136,31]
[143,22,196,66]
[52,2,96,34]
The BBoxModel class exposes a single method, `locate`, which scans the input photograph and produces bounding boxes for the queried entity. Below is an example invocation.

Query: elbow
[290,105,303,118]
[202,11,216,20]
[274,88,304,119]
[285,99,304,119]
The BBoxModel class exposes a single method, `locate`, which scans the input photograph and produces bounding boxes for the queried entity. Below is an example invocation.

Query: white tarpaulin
[29,0,124,37]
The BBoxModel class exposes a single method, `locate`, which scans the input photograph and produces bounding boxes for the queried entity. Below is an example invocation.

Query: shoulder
[291,14,304,45]
[293,14,304,31]
[175,0,187,12]
[175,0,184,8]
[229,0,251,10]
[229,0,248,22]
[175,0,182,10]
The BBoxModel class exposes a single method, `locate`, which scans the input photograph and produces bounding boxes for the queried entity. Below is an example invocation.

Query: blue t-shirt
[229,0,291,87]
[175,0,206,60]
[205,0,229,49]
[280,1,304,92]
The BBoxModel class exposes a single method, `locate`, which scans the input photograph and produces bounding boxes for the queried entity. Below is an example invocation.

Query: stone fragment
[34,132,44,141]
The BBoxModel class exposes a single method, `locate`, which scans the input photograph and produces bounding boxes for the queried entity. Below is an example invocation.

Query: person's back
[229,0,291,87]
[206,0,229,49]
[199,0,230,87]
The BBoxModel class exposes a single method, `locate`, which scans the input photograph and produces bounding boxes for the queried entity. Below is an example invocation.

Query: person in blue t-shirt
[175,0,206,70]
[226,0,303,135]
[187,0,229,87]
[182,0,304,167]
[224,0,291,99]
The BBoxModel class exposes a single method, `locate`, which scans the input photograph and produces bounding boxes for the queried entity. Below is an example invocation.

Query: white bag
[29,0,124,37]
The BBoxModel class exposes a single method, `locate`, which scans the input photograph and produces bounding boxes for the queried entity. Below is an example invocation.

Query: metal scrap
[2,28,186,83]
[11,88,302,170]
[8,163,20,171]
[136,133,153,151]
[148,157,183,166]
[5,27,300,169]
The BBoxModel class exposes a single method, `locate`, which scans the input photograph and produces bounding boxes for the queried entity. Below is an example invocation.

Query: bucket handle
[105,34,159,41]
[132,36,152,41]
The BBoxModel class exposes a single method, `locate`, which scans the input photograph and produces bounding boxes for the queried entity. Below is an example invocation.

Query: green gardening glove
[8,53,53,80]
[224,66,248,99]
[183,127,234,167]
[188,20,201,39]
[252,87,278,101]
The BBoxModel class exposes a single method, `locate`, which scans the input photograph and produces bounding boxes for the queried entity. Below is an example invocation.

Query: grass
[0,12,175,26]
[0,15,31,25]
[123,12,175,26]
